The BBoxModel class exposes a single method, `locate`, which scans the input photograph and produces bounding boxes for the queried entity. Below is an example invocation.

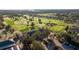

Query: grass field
[3,17,67,32]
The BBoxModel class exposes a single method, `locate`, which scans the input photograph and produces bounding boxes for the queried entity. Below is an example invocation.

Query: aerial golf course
[3,16,67,32]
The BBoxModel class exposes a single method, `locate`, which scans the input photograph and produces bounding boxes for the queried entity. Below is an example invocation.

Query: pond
[46,41,79,50]
[0,40,15,50]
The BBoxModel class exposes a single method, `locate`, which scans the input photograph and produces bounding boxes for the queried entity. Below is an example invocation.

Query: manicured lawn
[49,25,66,32]
[3,17,67,32]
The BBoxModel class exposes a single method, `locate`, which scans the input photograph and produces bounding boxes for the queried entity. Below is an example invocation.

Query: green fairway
[3,17,67,32]
[49,25,66,32]
[3,17,14,25]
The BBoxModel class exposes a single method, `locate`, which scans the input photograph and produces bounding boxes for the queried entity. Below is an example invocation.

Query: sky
[0,0,79,9]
